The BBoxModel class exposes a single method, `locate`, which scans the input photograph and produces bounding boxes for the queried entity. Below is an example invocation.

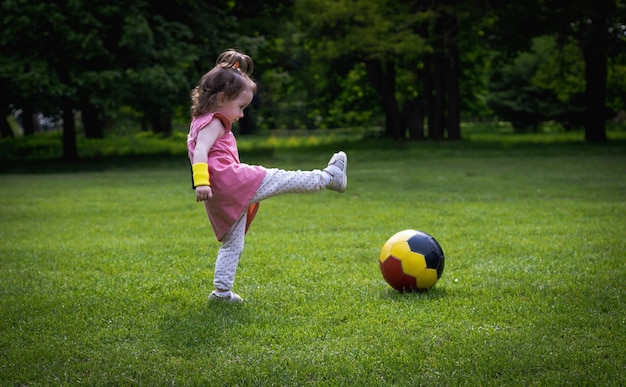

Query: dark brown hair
[190,49,256,117]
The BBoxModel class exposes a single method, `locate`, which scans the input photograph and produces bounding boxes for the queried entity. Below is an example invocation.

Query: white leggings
[213,168,329,291]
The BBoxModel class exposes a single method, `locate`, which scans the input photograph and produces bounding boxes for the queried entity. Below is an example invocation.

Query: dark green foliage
[2,0,625,152]
[488,37,586,132]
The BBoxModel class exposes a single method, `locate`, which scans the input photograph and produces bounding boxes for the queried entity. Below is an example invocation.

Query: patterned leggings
[213,168,329,291]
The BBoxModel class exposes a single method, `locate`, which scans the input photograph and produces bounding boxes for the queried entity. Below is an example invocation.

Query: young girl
[187,49,347,303]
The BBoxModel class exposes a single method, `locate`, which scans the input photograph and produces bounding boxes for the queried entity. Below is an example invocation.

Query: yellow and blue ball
[379,229,445,291]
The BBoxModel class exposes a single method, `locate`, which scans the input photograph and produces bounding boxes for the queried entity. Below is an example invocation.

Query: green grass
[1,134,625,385]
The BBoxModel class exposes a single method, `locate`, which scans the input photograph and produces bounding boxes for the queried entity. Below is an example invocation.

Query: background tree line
[1,0,625,160]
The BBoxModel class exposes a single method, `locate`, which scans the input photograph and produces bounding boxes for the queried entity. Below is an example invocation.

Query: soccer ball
[379,229,445,292]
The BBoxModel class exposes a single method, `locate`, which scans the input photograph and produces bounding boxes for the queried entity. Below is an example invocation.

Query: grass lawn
[1,133,625,385]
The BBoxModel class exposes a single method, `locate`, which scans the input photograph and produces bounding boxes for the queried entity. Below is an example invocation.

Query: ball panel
[379,257,419,291]
[424,250,442,270]
[416,268,438,289]
[379,249,392,263]
[380,230,414,261]
[379,256,405,287]
[395,274,419,292]
[430,235,444,256]
[429,236,445,278]
[380,229,418,261]
[379,242,393,262]
[400,251,426,277]
[436,258,445,279]
[390,241,411,262]
[406,231,435,253]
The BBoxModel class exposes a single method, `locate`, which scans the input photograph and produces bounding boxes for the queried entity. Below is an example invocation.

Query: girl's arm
[192,119,225,202]
[193,119,224,163]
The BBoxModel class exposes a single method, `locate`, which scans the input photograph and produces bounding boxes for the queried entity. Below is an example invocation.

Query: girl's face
[217,88,254,123]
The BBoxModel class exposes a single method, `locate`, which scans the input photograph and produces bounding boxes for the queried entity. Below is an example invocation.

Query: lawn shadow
[158,300,251,351]
[380,285,451,302]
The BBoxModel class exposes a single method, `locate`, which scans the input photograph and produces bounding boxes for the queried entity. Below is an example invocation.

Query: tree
[488,37,584,131]
[0,1,65,138]
[295,0,436,140]
[1,0,133,159]
[295,0,487,141]
[119,1,235,135]
[226,0,305,133]
[1,0,233,159]
[486,0,626,142]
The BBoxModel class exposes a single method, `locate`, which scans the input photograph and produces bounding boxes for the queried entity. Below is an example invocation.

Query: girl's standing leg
[213,211,247,293]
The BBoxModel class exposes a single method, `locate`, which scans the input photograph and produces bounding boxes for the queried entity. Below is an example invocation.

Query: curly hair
[190,49,257,117]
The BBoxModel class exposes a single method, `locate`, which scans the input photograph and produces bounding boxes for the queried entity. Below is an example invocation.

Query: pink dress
[187,112,267,241]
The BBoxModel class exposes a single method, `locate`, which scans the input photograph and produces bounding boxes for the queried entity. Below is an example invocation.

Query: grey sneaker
[324,151,347,193]
[208,290,243,303]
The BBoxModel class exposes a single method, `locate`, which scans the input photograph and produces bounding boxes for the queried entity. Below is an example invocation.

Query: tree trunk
[22,105,36,136]
[365,60,403,139]
[423,53,435,140]
[581,12,608,143]
[62,100,78,161]
[150,109,173,136]
[406,97,425,141]
[431,16,446,141]
[445,13,461,141]
[82,102,105,139]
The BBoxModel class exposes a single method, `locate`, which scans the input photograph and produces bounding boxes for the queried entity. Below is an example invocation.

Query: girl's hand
[195,185,213,202]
